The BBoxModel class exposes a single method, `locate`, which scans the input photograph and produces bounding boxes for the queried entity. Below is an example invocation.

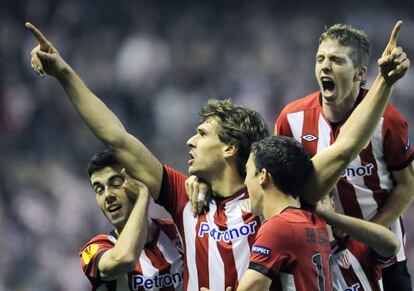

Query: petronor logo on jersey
[301,134,318,142]
[82,244,99,265]
[132,272,183,289]
[198,221,257,242]
[344,283,360,291]
[342,163,374,178]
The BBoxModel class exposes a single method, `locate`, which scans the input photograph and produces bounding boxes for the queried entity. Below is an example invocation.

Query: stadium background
[0,0,413,289]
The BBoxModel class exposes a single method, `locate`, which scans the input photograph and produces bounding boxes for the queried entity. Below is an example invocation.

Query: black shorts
[382,260,412,291]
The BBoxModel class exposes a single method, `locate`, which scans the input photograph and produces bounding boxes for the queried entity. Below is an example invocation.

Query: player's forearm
[100,192,150,276]
[337,74,392,160]
[371,183,414,227]
[55,66,127,147]
[318,209,400,257]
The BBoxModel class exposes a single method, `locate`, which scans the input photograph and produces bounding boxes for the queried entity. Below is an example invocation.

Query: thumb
[36,51,55,62]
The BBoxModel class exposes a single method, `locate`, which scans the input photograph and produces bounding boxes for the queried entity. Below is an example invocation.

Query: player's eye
[111,176,125,188]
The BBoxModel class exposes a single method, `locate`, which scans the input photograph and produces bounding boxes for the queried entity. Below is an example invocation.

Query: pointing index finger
[385,20,403,54]
[25,22,50,47]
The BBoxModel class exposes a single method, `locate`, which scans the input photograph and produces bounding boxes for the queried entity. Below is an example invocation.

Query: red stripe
[336,179,364,218]
[195,214,209,289]
[143,246,176,291]
[214,203,238,289]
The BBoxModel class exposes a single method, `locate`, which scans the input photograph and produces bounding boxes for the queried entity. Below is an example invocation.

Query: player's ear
[223,143,238,158]
[259,168,271,186]
[355,65,367,82]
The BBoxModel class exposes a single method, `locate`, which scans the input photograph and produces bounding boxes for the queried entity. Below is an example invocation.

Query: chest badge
[301,134,318,142]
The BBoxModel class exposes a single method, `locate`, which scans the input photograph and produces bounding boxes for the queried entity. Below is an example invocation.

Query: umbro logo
[301,134,318,142]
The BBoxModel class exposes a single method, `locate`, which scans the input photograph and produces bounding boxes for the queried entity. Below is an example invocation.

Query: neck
[262,188,301,219]
[322,87,360,122]
[209,165,245,198]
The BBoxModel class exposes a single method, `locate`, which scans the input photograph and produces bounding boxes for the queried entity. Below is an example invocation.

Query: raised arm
[98,173,150,280]
[316,205,400,258]
[25,22,163,199]
[303,21,410,203]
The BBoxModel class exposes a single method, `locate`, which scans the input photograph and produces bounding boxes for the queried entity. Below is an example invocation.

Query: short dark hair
[87,149,120,177]
[200,99,269,178]
[319,23,371,68]
[251,136,314,198]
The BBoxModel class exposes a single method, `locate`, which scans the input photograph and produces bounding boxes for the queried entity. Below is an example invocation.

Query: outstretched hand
[25,22,68,77]
[378,20,410,85]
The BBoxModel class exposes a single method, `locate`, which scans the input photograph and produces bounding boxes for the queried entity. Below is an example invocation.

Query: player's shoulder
[261,208,309,232]
[382,102,407,123]
[163,165,188,180]
[280,91,321,114]
[79,233,115,254]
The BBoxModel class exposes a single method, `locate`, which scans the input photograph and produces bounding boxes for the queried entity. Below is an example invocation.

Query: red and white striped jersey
[249,208,333,291]
[79,219,184,291]
[157,166,262,291]
[331,238,389,291]
[275,89,414,262]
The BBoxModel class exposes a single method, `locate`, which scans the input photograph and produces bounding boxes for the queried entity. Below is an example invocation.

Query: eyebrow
[92,174,124,187]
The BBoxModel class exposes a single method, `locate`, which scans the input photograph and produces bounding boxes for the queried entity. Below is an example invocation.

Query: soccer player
[80,150,183,290]
[26,20,408,290]
[238,136,333,291]
[316,194,400,291]
[275,23,413,290]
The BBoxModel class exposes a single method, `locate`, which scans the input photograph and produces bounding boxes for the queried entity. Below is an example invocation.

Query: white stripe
[139,250,160,291]
[379,278,384,291]
[183,202,199,290]
[390,217,406,262]
[156,230,184,288]
[280,273,297,291]
[317,113,332,152]
[331,257,350,291]
[345,156,377,220]
[287,112,304,142]
[346,249,372,291]
[206,202,225,291]
[371,118,394,190]
[226,198,252,282]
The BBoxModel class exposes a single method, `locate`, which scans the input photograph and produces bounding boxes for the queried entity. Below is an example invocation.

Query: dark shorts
[382,260,412,291]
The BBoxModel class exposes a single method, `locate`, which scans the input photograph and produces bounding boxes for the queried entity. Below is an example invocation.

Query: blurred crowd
[0,0,413,290]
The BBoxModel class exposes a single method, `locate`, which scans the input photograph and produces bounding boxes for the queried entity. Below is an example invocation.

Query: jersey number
[312,253,335,291]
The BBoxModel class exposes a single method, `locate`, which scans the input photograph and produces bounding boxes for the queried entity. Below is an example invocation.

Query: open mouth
[321,77,335,92]
[107,204,122,213]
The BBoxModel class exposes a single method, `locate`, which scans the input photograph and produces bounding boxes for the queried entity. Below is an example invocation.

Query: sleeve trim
[388,152,414,171]
[248,262,278,281]
[155,165,169,203]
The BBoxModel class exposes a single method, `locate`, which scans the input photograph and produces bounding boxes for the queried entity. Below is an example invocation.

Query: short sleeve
[156,166,190,222]
[382,105,414,171]
[79,236,113,285]
[248,219,294,280]
[275,109,293,137]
